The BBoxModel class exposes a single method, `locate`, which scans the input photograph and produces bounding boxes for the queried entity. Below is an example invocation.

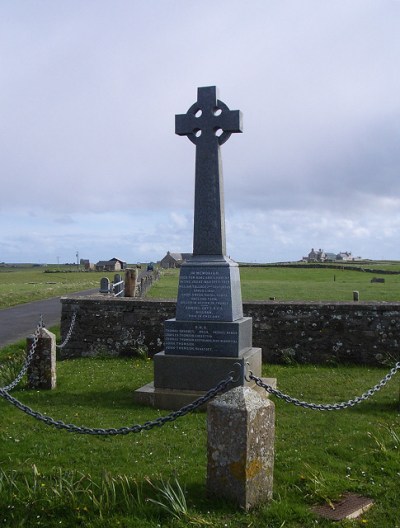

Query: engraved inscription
[177,268,232,320]
[165,322,240,356]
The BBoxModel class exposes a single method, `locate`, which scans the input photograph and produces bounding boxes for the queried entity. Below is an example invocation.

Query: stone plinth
[207,386,275,510]
[154,347,261,391]
[135,346,263,410]
[27,327,56,390]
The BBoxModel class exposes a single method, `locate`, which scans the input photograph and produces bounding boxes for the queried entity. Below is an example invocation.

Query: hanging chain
[248,361,400,411]
[0,318,43,392]
[0,374,234,435]
[56,311,77,349]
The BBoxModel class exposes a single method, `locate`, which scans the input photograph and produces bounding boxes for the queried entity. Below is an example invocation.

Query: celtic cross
[175,86,242,256]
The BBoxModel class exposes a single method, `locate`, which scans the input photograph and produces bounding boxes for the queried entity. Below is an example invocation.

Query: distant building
[80,259,95,270]
[336,252,353,261]
[160,251,192,268]
[303,248,326,262]
[95,257,126,272]
[302,249,361,262]
[325,253,337,262]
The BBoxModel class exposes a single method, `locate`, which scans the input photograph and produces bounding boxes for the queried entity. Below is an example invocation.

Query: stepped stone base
[154,347,261,391]
[133,346,276,410]
[134,378,277,411]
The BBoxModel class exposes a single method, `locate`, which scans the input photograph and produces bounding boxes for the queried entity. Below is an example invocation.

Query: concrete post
[207,386,275,510]
[27,327,56,389]
[124,268,137,297]
[353,291,359,301]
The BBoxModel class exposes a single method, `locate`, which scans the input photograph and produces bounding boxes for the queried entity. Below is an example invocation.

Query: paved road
[0,289,97,349]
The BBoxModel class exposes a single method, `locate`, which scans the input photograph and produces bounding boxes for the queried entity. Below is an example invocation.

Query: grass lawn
[0,347,399,527]
[147,266,400,302]
[1,263,400,526]
[2,263,400,309]
[0,266,119,309]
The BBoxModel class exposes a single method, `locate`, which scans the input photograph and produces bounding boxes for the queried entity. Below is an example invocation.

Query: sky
[1,1,400,264]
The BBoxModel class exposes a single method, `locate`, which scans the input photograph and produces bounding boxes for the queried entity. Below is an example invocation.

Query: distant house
[95,257,126,272]
[160,251,192,269]
[80,259,95,270]
[302,249,361,262]
[325,253,337,262]
[336,252,353,261]
[304,248,327,262]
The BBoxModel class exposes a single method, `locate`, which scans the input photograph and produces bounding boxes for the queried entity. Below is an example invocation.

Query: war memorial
[135,86,264,409]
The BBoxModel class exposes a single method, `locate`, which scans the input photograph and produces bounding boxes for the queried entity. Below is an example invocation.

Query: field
[0,266,121,309]
[2,262,400,309]
[147,263,400,302]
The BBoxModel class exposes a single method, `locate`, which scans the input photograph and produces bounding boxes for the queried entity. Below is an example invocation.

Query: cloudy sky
[1,1,400,264]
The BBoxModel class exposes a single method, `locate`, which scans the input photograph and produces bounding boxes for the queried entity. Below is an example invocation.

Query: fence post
[124,268,137,297]
[207,386,275,510]
[27,327,56,390]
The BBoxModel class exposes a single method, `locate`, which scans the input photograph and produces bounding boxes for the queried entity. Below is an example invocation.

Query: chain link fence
[0,374,234,435]
[247,361,400,411]
[1,319,42,392]
[56,311,77,349]
[1,313,400,437]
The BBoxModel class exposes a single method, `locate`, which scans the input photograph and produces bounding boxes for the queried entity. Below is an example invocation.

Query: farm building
[95,258,126,272]
[160,251,192,268]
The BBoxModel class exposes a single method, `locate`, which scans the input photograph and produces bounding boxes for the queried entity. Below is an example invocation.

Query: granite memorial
[135,86,262,408]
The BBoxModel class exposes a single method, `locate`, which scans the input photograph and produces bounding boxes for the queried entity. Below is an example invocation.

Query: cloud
[170,212,189,230]
[1,1,400,263]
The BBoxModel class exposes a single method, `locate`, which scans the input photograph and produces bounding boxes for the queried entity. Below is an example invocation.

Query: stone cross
[175,86,242,256]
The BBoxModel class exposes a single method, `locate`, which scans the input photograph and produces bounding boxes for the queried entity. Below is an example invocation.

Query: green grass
[3,263,400,309]
[0,266,118,309]
[147,266,400,302]
[2,262,400,525]
[1,353,399,527]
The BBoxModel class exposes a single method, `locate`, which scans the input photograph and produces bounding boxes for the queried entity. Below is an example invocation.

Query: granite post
[27,327,56,390]
[134,86,264,409]
[124,268,137,297]
[207,386,275,510]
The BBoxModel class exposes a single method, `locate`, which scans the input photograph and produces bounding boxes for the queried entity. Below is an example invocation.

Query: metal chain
[0,319,43,392]
[0,375,234,435]
[56,311,77,349]
[248,361,400,411]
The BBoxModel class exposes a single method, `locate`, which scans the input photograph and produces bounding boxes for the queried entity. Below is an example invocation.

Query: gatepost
[27,327,56,390]
[124,268,137,297]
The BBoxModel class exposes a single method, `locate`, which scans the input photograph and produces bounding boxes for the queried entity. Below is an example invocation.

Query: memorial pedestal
[134,258,265,409]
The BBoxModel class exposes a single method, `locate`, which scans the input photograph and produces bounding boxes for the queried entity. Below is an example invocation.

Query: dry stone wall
[60,296,400,365]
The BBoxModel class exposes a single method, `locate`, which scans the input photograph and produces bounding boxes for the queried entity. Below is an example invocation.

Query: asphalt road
[0,289,97,349]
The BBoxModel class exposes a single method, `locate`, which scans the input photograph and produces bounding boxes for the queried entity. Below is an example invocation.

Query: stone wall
[60,296,400,365]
